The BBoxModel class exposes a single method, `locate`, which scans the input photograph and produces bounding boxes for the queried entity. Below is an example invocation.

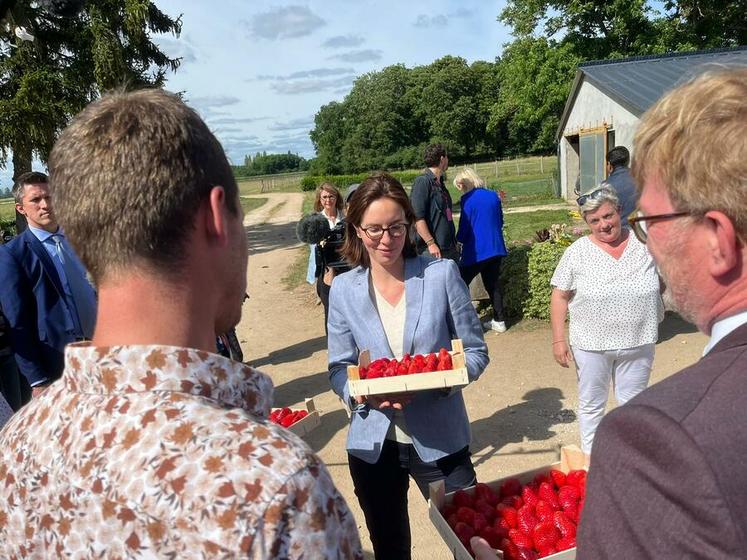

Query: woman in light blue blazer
[328,173,489,560]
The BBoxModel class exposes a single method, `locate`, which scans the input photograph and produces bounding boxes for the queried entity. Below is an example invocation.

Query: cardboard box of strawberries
[269,397,321,437]
[346,339,469,398]
[429,446,587,560]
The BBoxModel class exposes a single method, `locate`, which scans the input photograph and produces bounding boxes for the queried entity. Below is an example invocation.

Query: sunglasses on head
[576,188,606,207]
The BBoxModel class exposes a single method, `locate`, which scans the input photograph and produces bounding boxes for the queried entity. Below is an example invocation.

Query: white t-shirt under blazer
[551,233,663,351]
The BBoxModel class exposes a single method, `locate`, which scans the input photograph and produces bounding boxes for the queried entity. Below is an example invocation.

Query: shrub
[500,244,531,318]
[523,241,568,320]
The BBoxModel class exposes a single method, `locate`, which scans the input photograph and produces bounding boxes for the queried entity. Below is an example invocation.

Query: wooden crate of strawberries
[429,446,588,560]
[346,339,469,398]
[269,398,321,437]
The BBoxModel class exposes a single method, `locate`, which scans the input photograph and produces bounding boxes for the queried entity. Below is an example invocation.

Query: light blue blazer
[328,255,489,464]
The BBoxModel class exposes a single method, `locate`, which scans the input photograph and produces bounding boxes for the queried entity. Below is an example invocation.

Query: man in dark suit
[0,171,96,400]
[576,69,747,558]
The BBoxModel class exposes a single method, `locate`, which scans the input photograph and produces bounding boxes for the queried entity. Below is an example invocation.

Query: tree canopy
[0,0,181,179]
[308,0,743,175]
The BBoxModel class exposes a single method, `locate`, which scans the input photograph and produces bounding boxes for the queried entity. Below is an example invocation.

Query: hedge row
[301,171,423,192]
[499,240,570,320]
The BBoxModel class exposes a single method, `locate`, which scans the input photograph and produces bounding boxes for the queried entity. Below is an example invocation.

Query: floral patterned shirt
[0,344,363,559]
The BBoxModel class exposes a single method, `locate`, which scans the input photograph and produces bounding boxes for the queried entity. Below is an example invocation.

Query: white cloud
[328,49,383,63]
[270,75,355,95]
[155,35,198,64]
[322,35,364,49]
[256,67,355,81]
[414,9,472,28]
[268,117,315,131]
[248,5,325,40]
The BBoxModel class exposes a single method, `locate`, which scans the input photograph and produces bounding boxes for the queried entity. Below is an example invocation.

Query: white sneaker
[483,320,507,333]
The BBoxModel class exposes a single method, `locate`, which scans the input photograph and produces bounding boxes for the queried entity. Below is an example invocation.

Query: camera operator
[299,182,348,333]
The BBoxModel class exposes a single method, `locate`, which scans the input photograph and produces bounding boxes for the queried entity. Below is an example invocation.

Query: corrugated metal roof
[557,47,747,139]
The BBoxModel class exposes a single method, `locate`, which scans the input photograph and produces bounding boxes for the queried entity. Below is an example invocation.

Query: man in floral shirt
[0,89,363,559]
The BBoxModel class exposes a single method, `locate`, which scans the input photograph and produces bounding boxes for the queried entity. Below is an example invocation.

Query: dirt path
[236,193,708,559]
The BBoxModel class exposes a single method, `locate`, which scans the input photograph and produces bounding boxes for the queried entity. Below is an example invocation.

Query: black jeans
[460,255,505,322]
[348,440,476,560]
[316,274,331,334]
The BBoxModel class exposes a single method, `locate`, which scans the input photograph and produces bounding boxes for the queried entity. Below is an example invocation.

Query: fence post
[516,158,520,175]
[494,160,498,179]
[540,156,544,174]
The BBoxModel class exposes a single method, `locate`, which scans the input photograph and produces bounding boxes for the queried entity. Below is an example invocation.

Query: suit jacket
[328,256,489,464]
[0,229,87,386]
[578,322,747,559]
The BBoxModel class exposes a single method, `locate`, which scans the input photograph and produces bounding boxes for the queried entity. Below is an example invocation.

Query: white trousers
[572,344,655,454]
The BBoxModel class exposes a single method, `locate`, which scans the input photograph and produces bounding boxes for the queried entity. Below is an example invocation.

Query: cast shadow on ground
[469,387,575,468]
[303,408,350,455]
[244,221,301,257]
[249,336,327,369]
[657,311,698,343]
[271,369,332,411]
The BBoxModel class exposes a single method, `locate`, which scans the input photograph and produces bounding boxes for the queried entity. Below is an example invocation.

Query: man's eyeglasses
[576,188,605,207]
[628,210,690,243]
[361,223,408,240]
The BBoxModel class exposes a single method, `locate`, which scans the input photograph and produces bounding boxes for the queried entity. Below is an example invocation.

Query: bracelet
[426,238,436,247]
[552,340,566,344]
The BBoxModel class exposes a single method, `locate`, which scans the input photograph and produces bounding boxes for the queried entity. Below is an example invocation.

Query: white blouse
[551,233,663,351]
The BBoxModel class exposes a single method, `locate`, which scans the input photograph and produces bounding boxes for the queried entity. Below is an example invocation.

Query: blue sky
[1,1,512,188]
[153,0,512,164]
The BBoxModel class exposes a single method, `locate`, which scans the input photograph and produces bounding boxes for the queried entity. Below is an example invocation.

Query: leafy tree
[0,0,181,179]
[488,38,580,155]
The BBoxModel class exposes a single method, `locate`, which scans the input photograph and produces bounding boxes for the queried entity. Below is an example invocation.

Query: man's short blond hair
[48,89,238,282]
[632,68,747,237]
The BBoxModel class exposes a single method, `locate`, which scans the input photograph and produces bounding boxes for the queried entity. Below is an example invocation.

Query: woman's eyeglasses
[320,194,337,200]
[628,210,690,243]
[361,223,408,240]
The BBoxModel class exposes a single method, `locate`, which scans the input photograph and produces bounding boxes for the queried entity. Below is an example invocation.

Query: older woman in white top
[550,186,663,455]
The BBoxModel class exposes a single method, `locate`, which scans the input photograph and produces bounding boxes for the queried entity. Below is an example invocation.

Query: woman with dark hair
[328,173,489,560]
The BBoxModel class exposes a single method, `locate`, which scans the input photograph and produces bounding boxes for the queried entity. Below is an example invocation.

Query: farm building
[557,47,747,200]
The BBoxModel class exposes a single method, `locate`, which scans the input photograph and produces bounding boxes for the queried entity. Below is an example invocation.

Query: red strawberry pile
[440,469,587,559]
[269,407,309,428]
[359,348,453,379]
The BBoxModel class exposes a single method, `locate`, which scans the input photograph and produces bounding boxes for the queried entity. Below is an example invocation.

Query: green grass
[240,196,268,215]
[281,192,317,291]
[0,200,15,222]
[238,172,305,195]
[504,209,577,244]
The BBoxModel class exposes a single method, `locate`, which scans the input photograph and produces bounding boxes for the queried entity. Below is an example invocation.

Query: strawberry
[358,366,368,379]
[277,407,292,420]
[495,504,518,529]
[532,520,560,552]
[517,547,538,560]
[538,547,557,558]
[502,495,523,510]
[472,512,489,533]
[446,513,458,529]
[563,503,579,524]
[441,504,457,519]
[556,536,576,551]
[553,511,576,539]
[280,413,297,427]
[500,537,520,560]
[475,500,496,522]
[534,500,554,522]
[549,469,567,488]
[454,521,475,546]
[407,361,420,374]
[521,486,539,509]
[566,469,587,490]
[269,409,281,423]
[475,483,499,506]
[516,505,538,536]
[509,528,533,549]
[500,478,522,498]
[494,517,511,535]
[479,526,503,549]
[453,489,473,508]
[456,506,476,526]
[366,368,384,379]
[396,362,408,375]
[558,485,580,506]
[533,473,551,487]
[296,410,308,420]
[537,482,559,509]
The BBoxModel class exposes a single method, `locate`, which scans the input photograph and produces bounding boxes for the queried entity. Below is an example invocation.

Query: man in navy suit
[0,171,96,400]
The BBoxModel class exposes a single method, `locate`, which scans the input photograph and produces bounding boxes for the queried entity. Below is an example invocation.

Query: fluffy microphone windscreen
[296,213,332,244]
